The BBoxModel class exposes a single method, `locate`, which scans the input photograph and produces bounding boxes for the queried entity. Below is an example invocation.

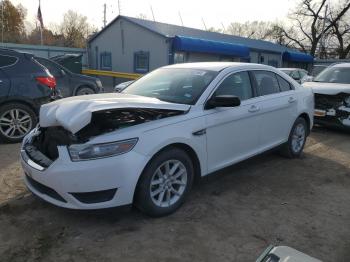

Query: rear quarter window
[276,75,293,92]
[0,55,18,68]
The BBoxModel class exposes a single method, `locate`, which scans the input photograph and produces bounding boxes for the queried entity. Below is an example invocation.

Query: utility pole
[221,22,226,33]
[1,0,4,45]
[39,0,43,46]
[117,0,121,15]
[103,3,107,27]
[202,18,207,31]
[178,12,184,26]
[150,5,155,21]
[319,4,328,58]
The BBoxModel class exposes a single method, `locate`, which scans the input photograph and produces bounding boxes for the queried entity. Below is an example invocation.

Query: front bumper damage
[20,128,149,209]
[314,93,350,129]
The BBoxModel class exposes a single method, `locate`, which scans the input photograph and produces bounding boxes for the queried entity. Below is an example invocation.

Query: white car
[279,68,311,84]
[20,63,314,217]
[257,246,321,262]
[303,63,350,129]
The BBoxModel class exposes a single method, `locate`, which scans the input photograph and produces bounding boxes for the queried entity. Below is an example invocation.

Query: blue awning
[282,51,313,63]
[173,35,250,58]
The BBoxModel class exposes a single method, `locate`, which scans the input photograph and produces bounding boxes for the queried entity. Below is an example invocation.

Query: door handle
[0,80,2,83]
[288,97,297,103]
[248,105,260,113]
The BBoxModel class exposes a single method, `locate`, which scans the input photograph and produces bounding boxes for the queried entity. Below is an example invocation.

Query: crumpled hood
[40,93,190,134]
[303,81,350,95]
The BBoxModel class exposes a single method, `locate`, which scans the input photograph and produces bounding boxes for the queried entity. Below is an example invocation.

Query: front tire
[280,117,307,158]
[0,103,37,143]
[135,148,194,217]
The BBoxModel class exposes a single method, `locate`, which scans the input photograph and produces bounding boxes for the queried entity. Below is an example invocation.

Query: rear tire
[280,117,307,158]
[75,86,96,96]
[135,148,194,217]
[0,103,37,143]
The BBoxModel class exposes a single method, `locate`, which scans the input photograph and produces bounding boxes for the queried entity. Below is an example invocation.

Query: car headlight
[68,138,138,161]
[345,96,350,107]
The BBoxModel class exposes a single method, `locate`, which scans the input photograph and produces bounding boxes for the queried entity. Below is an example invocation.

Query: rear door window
[0,55,18,68]
[276,75,292,92]
[252,71,280,96]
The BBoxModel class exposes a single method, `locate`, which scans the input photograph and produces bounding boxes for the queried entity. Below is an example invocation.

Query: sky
[12,0,296,31]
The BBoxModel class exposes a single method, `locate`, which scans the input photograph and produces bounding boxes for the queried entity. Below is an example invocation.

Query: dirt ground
[0,127,349,262]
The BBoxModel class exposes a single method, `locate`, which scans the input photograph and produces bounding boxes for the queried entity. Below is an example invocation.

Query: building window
[260,55,265,63]
[134,51,149,73]
[174,52,186,63]
[100,52,112,70]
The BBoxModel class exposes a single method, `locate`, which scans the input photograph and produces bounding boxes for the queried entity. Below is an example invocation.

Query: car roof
[163,62,275,72]
[332,63,350,68]
[0,48,34,58]
[279,68,297,71]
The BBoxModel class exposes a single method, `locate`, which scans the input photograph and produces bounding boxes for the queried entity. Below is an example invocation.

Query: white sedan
[20,63,314,217]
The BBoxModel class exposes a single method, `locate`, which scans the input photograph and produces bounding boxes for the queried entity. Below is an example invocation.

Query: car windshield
[123,68,218,105]
[314,67,350,84]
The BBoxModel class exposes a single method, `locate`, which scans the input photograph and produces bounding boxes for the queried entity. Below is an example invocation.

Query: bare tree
[58,10,96,48]
[226,21,275,40]
[207,27,223,33]
[136,14,148,20]
[328,0,350,58]
[278,0,350,56]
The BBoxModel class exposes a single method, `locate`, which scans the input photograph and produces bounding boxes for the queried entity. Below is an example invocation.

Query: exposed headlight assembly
[68,138,138,161]
[345,96,350,107]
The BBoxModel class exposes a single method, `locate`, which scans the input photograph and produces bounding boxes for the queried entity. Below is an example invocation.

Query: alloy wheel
[76,87,95,96]
[291,123,306,153]
[150,160,188,208]
[0,109,33,139]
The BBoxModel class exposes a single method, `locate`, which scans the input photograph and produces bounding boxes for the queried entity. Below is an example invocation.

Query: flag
[37,3,44,29]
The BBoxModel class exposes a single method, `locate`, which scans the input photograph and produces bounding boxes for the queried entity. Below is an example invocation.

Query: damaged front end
[314,93,350,128]
[23,108,186,167]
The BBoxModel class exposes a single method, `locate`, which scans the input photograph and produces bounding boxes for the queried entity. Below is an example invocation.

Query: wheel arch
[132,142,202,202]
[0,99,38,115]
[298,112,311,135]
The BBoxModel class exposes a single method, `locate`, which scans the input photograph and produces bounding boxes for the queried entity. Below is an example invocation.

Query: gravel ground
[0,127,349,262]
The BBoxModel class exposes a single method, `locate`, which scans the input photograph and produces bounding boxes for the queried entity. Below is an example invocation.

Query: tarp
[173,35,250,58]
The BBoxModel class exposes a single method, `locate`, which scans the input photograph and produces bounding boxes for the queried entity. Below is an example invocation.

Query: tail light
[36,76,56,89]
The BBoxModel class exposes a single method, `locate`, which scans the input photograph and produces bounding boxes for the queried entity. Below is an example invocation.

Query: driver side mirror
[206,95,241,109]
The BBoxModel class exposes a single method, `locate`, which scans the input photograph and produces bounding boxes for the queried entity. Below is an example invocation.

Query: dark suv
[35,57,103,97]
[0,48,56,143]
